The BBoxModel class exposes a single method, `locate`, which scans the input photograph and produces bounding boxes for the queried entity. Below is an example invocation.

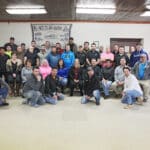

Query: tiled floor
[0,96,150,150]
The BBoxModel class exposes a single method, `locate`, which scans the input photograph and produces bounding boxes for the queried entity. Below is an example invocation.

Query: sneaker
[0,102,9,106]
[96,100,100,105]
[124,105,133,109]
[104,95,110,99]
[136,96,143,105]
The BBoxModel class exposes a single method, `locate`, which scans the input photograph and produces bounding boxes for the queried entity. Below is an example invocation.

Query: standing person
[6,52,22,96]
[56,42,64,54]
[83,41,90,54]
[45,67,64,105]
[38,45,49,64]
[0,78,9,106]
[16,45,25,63]
[57,59,69,93]
[61,44,75,69]
[100,47,114,67]
[68,37,77,53]
[122,66,143,109]
[130,43,149,67]
[86,43,100,66]
[39,59,52,80]
[112,44,119,56]
[5,45,12,58]
[22,67,45,107]
[111,58,126,97]
[4,37,17,52]
[45,41,51,53]
[46,46,61,68]
[81,67,101,105]
[21,43,27,52]
[24,46,40,67]
[0,47,10,80]
[21,59,33,85]
[132,53,150,102]
[68,59,84,96]
[101,59,114,99]
[75,45,87,68]
[31,40,40,54]
[114,46,130,67]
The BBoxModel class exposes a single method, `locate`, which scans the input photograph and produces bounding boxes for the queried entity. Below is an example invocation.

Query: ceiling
[0,0,150,22]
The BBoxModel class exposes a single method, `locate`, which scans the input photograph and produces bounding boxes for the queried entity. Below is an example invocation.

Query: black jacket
[101,66,114,81]
[87,50,100,62]
[68,67,84,82]
[114,53,130,67]
[23,74,44,94]
[84,73,100,96]
[45,75,59,96]
[0,54,10,73]
[75,51,87,66]
[92,66,102,80]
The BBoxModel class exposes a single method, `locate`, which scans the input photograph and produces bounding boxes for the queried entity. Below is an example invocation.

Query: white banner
[31,24,72,48]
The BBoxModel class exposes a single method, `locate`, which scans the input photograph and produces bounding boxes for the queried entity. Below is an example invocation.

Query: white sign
[31,24,72,48]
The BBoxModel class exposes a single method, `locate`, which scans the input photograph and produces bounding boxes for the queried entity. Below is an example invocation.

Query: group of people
[0,36,150,109]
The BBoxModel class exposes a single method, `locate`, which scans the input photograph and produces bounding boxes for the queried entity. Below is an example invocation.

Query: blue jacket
[61,51,75,69]
[46,52,60,68]
[57,67,69,78]
[130,49,149,67]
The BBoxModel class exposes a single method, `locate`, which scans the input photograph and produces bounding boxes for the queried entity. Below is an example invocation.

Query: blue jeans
[81,90,101,104]
[122,90,142,105]
[45,93,64,105]
[102,80,112,96]
[23,90,45,106]
[59,77,68,86]
[0,87,8,99]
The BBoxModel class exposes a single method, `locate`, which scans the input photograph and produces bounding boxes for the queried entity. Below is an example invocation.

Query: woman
[57,59,69,93]
[6,52,22,96]
[39,59,52,80]
[21,59,33,85]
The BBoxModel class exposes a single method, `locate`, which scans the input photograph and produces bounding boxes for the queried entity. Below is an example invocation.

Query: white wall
[0,22,150,52]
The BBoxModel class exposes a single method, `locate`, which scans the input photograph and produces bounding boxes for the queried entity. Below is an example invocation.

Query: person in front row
[81,67,101,105]
[0,78,9,106]
[44,67,64,105]
[122,66,143,109]
[22,67,45,107]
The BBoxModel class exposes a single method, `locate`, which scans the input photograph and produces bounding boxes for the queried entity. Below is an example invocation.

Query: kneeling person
[22,67,45,107]
[45,67,64,105]
[81,67,101,105]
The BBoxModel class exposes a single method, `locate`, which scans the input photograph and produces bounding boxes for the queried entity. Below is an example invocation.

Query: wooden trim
[0,19,150,24]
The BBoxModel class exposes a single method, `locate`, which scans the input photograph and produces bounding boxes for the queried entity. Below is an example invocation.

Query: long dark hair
[57,58,65,69]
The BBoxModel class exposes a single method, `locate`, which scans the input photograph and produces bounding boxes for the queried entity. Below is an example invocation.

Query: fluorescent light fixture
[77,4,116,9]
[146,5,150,9]
[76,8,116,14]
[6,5,47,14]
[140,11,150,16]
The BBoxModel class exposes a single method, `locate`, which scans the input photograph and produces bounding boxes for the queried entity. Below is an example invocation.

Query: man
[61,44,75,69]
[81,67,101,105]
[130,43,149,67]
[83,41,90,54]
[0,78,9,106]
[132,53,150,101]
[114,46,130,67]
[122,66,143,109]
[4,37,17,52]
[75,45,87,68]
[45,67,64,105]
[56,42,64,54]
[46,46,60,68]
[23,67,45,107]
[111,58,126,97]
[112,44,119,56]
[0,47,10,80]
[21,43,26,52]
[45,41,51,53]
[31,40,40,54]
[86,43,100,66]
[68,37,77,53]
[24,46,40,67]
